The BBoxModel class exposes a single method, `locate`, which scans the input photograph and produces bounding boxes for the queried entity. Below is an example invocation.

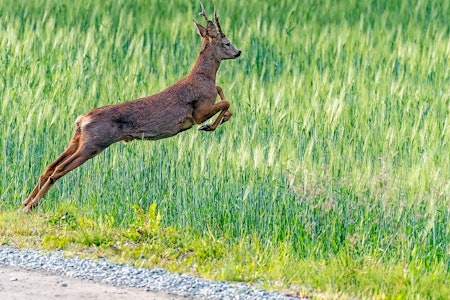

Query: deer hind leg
[22,141,103,212]
[20,133,81,210]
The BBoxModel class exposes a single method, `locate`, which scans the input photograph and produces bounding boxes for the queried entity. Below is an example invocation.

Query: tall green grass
[1,0,449,297]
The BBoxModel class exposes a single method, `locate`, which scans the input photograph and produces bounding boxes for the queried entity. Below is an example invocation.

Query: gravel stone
[0,246,296,299]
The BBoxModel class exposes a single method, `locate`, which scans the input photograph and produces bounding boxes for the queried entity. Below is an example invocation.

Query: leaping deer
[20,4,241,212]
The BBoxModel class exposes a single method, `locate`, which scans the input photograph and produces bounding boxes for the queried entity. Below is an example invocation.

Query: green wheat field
[1,0,449,298]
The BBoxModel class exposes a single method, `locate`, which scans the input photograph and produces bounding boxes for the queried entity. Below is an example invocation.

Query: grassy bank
[1,0,449,298]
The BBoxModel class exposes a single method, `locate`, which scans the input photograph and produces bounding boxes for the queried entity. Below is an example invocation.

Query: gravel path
[0,246,297,299]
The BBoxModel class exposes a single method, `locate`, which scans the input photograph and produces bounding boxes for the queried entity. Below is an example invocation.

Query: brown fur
[20,6,241,212]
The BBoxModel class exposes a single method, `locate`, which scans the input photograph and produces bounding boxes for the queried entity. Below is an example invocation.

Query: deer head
[193,3,241,60]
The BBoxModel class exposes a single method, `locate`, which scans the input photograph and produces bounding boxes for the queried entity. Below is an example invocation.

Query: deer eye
[224,42,231,47]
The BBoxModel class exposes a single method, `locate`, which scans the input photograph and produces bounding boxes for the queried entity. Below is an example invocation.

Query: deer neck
[189,43,221,82]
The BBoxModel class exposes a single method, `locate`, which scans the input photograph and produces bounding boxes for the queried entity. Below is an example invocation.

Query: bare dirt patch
[0,265,189,300]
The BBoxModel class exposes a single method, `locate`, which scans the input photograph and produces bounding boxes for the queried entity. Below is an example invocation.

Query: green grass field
[1,0,449,298]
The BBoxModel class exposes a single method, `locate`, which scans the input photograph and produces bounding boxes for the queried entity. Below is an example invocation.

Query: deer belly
[122,117,194,141]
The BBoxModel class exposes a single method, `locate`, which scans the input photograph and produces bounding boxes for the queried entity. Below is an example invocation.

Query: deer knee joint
[48,176,57,184]
[222,109,233,123]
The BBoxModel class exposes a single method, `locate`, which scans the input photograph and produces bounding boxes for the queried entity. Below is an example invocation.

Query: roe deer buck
[20,4,241,212]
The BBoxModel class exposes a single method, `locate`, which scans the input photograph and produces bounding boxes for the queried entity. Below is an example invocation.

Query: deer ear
[193,21,207,38]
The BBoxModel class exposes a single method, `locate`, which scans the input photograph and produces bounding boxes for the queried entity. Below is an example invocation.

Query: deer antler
[199,2,217,37]
[199,2,209,22]
[214,9,224,37]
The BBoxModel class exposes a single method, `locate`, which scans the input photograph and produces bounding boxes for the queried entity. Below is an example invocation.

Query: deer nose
[235,50,242,57]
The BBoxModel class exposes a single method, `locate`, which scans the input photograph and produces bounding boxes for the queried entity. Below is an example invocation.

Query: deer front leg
[216,86,232,125]
[198,100,230,131]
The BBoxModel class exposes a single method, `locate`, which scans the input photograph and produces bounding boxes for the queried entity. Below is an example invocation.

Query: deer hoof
[18,205,32,214]
[198,124,213,131]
